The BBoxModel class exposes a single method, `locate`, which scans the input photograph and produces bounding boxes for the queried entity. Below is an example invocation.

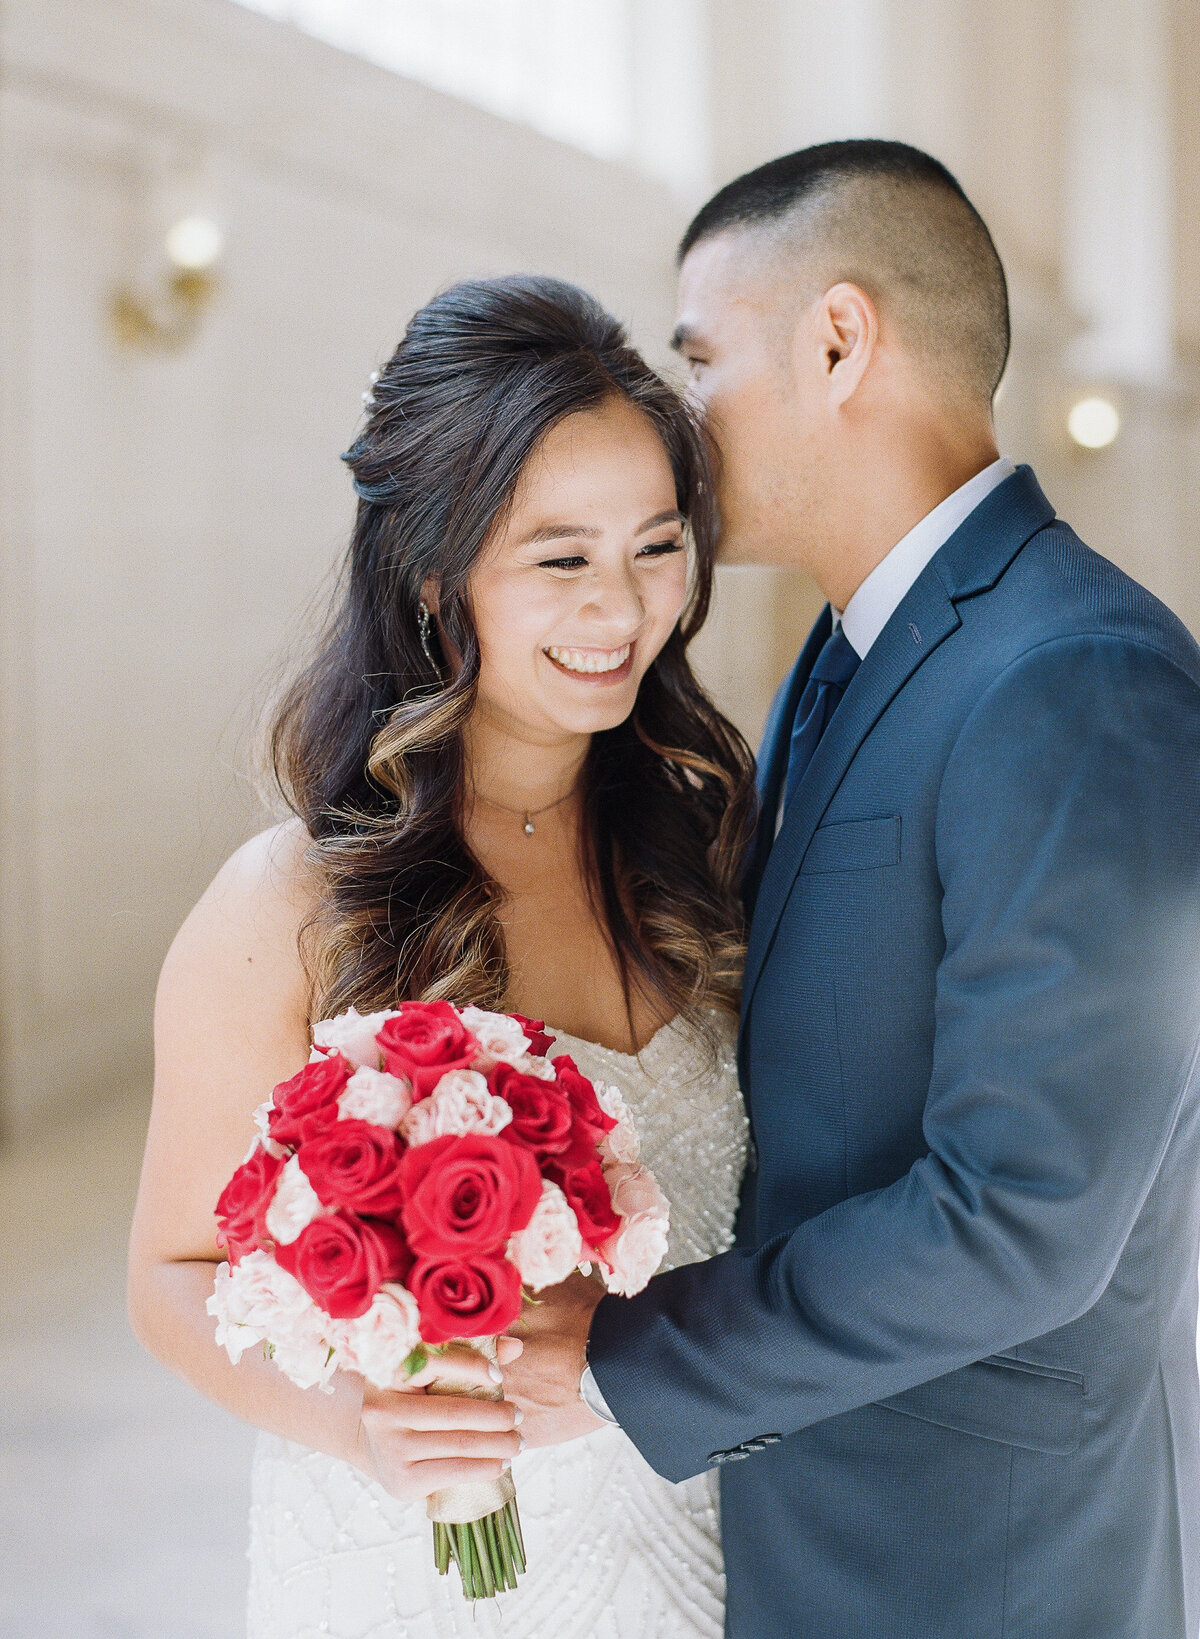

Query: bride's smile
[543,641,633,680]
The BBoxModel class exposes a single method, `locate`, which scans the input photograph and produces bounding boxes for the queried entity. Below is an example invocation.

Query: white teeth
[545,644,631,675]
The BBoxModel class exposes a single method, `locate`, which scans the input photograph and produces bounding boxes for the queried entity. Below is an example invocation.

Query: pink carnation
[331,1283,422,1388]
[598,1165,670,1296]
[507,1179,584,1291]
[401,1070,512,1145]
[337,1066,412,1128]
[595,1081,640,1166]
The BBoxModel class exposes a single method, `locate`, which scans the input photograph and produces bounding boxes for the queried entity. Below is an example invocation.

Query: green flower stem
[434,1499,526,1601]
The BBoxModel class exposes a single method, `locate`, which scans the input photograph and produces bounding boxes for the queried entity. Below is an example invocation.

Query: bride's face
[465,396,690,744]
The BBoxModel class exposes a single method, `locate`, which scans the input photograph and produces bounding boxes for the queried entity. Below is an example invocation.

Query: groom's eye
[638,538,685,559]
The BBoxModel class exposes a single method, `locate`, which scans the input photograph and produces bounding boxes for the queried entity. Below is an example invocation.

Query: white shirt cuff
[580,1364,618,1425]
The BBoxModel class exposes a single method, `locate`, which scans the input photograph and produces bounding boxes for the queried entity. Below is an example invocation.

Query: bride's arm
[127,820,522,1500]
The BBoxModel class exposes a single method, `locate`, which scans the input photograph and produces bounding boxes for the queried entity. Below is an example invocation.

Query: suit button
[722,1445,753,1461]
[757,1433,782,1446]
[706,1449,730,1465]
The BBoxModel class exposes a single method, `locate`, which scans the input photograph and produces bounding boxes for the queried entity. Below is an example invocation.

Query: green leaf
[401,1344,428,1379]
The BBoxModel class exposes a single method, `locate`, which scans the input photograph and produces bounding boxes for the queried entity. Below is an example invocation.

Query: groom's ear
[812,282,878,410]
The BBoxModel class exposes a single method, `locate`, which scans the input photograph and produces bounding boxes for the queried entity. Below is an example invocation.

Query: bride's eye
[537,554,589,571]
[638,538,686,559]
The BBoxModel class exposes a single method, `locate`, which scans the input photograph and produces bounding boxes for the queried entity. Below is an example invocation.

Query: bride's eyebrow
[522,522,602,545]
[636,510,686,533]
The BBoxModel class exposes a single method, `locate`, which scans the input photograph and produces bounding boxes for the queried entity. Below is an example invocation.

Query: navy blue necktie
[782,624,861,813]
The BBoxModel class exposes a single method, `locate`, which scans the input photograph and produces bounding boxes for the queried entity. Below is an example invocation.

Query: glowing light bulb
[164,216,223,271]
[1066,395,1120,450]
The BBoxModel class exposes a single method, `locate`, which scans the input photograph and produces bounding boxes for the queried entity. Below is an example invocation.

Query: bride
[127,274,755,1638]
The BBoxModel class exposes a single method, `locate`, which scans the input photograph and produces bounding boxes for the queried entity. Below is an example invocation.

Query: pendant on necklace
[523,817,535,836]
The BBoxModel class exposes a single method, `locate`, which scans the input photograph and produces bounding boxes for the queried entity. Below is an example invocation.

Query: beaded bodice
[246,1011,747,1639]
[545,1013,748,1276]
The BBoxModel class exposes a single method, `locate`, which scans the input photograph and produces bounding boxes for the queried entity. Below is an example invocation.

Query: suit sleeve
[587,634,1200,1482]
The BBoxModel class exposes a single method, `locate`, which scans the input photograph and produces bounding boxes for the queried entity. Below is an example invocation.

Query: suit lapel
[741,464,1058,1014]
[743,605,833,914]
[742,573,961,1008]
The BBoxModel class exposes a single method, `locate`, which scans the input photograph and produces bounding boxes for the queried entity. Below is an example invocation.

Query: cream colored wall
[0,0,729,1136]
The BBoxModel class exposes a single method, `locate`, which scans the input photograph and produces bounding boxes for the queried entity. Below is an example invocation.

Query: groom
[504,140,1200,1636]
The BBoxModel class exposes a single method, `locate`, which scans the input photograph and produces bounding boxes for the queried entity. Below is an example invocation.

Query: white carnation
[508,1180,584,1291]
[337,1066,412,1129]
[265,1154,324,1245]
[401,1070,512,1145]
[330,1284,422,1388]
[207,1251,310,1364]
[311,1006,400,1070]
[208,1251,338,1392]
[458,1006,534,1069]
[270,1317,339,1392]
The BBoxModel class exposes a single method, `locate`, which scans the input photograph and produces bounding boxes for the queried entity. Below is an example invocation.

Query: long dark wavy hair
[271,275,756,1032]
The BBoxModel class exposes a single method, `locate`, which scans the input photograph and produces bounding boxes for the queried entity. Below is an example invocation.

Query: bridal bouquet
[207,1000,669,1601]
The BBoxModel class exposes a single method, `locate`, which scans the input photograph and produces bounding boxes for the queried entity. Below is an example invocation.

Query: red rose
[398,1133,541,1255]
[376,1002,479,1099]
[295,1121,406,1217]
[409,1252,523,1343]
[549,1156,622,1250]
[552,1055,618,1142]
[215,1146,284,1261]
[268,1054,352,1149]
[274,1211,408,1320]
[510,1014,555,1057]
[491,1063,579,1160]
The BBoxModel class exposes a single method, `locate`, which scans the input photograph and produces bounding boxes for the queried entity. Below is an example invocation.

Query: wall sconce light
[110,215,223,351]
[1066,394,1121,451]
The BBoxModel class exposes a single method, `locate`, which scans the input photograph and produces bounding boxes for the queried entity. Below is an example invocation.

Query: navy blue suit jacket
[589,468,1200,1637]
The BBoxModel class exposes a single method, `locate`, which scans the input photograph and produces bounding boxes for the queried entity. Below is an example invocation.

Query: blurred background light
[1066,394,1122,449]
[164,215,224,271]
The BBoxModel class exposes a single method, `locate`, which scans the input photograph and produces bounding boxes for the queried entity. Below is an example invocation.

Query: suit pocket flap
[799,814,901,875]
[875,1355,1085,1455]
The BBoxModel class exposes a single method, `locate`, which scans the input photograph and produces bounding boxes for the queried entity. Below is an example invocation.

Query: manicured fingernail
[488,1364,503,1384]
[513,1407,525,1426]
[502,1458,512,1471]
[517,1434,526,1454]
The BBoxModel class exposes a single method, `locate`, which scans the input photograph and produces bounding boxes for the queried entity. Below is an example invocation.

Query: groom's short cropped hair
[680,139,1010,403]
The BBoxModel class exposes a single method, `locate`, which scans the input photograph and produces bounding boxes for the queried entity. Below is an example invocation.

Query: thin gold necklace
[474,784,578,837]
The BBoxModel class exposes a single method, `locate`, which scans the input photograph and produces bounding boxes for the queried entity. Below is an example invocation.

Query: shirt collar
[835,457,1015,658]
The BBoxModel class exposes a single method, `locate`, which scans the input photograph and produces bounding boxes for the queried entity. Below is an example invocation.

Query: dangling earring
[418,600,443,678]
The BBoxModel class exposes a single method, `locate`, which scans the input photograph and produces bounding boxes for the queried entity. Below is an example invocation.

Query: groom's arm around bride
[506,143,1200,1639]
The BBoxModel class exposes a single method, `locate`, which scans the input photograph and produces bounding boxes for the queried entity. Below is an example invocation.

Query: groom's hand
[501,1271,607,1447]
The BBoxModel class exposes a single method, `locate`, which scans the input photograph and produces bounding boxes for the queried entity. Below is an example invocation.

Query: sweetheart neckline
[542,1014,681,1064]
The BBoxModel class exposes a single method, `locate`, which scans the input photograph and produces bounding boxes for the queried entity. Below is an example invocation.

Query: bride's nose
[579,561,645,633]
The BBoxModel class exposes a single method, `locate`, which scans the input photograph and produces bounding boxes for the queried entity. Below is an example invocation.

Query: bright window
[233,0,637,163]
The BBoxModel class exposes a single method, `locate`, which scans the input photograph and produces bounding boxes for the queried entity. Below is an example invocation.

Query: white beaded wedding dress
[245,1012,748,1639]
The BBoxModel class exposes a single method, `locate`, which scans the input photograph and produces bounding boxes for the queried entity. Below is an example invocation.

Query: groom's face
[673,232,820,566]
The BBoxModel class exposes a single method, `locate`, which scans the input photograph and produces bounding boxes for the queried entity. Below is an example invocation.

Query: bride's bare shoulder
[158,817,320,1015]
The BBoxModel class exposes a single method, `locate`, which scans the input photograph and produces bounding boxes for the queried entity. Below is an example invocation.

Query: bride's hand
[351,1340,525,1501]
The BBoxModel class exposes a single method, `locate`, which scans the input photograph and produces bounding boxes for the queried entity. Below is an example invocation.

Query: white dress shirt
[835,456,1015,657]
